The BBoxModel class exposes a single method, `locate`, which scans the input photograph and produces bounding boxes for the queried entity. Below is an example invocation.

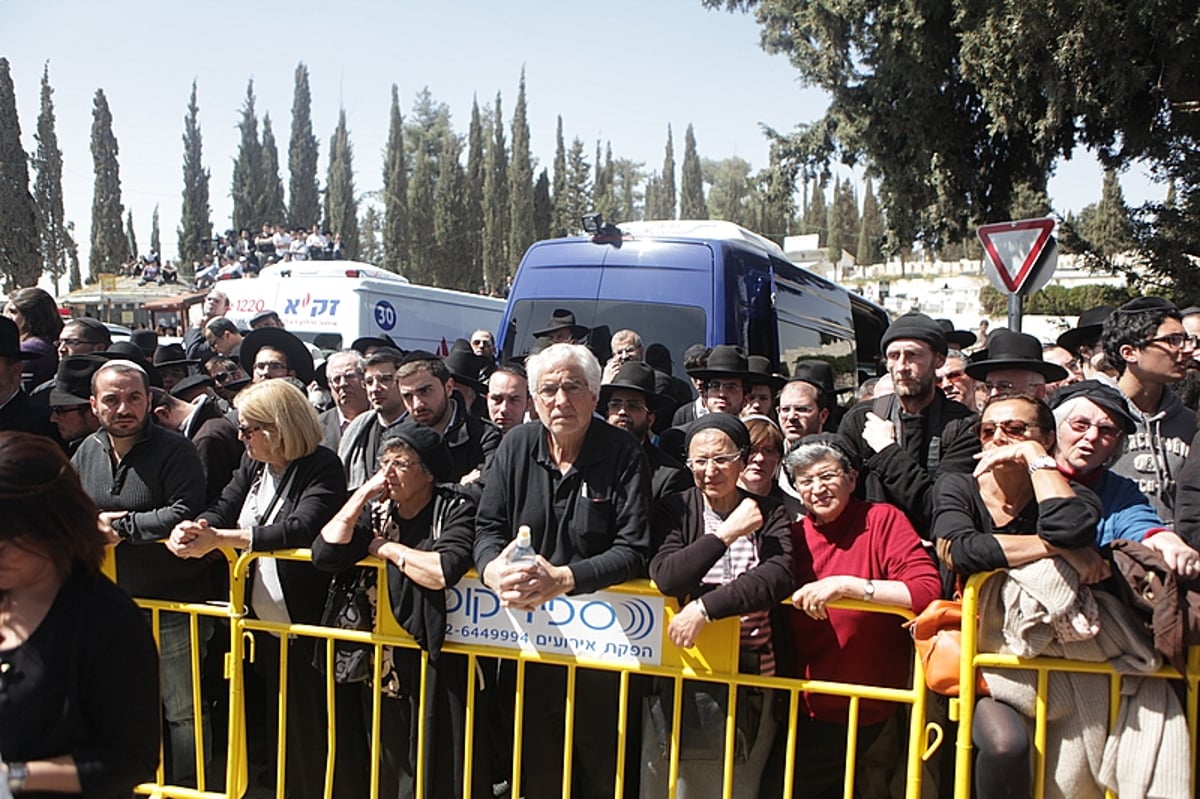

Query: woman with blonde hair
[168,378,346,799]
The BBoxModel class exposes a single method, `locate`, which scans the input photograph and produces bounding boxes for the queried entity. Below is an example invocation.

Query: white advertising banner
[444,576,666,666]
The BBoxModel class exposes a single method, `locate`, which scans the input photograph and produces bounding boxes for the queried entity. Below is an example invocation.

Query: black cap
[67,317,112,345]
[381,422,455,483]
[880,313,948,356]
[1049,379,1136,434]
[684,413,751,455]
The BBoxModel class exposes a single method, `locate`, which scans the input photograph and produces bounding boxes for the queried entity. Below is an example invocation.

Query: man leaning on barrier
[474,342,652,799]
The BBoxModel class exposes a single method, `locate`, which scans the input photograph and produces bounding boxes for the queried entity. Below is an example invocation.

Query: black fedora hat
[0,317,40,361]
[1056,305,1115,354]
[49,354,108,406]
[152,343,199,369]
[1049,379,1136,434]
[351,333,401,356]
[791,359,853,395]
[965,329,1068,382]
[686,345,752,381]
[442,348,487,394]
[936,319,977,350]
[105,342,163,388]
[170,373,215,401]
[129,329,158,359]
[599,360,671,413]
[240,328,315,384]
[533,308,589,340]
[746,355,787,392]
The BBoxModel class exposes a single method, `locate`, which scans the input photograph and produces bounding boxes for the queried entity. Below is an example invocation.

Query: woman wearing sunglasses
[930,394,1102,799]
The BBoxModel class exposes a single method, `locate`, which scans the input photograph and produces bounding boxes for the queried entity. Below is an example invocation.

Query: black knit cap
[381,422,455,483]
[684,412,751,455]
[880,312,948,356]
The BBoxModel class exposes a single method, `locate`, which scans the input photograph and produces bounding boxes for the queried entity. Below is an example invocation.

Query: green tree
[551,116,569,236]
[703,156,753,225]
[563,137,591,234]
[65,220,80,291]
[150,204,160,256]
[324,109,358,260]
[593,141,616,221]
[178,80,211,272]
[88,88,124,282]
[757,144,796,241]
[230,80,262,233]
[287,63,321,229]
[1091,169,1134,256]
[828,178,859,258]
[405,88,452,167]
[0,58,41,290]
[806,180,827,246]
[464,96,485,284]
[857,179,884,265]
[434,128,469,289]
[644,174,660,222]
[125,209,137,259]
[32,62,69,291]
[482,93,509,291]
[382,85,409,275]
[508,69,536,268]
[532,168,552,240]
[359,205,382,265]
[260,115,286,228]
[679,124,706,219]
[407,144,436,283]
[612,158,645,222]
[659,125,676,219]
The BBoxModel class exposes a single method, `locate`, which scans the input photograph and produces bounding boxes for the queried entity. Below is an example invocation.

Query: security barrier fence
[102,550,1199,799]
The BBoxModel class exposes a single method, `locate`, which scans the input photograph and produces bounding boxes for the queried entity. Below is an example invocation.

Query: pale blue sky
[2,0,1164,272]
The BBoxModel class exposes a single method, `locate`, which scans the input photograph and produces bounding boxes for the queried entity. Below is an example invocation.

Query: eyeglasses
[254,361,287,372]
[704,380,744,393]
[984,379,1043,394]
[237,423,267,437]
[212,370,239,384]
[686,452,743,470]
[536,380,587,400]
[470,339,493,347]
[1144,333,1200,350]
[792,469,845,490]
[978,420,1042,439]
[1064,417,1122,440]
[328,372,363,385]
[606,398,646,413]
[50,404,87,416]
[55,337,94,348]
[379,458,418,473]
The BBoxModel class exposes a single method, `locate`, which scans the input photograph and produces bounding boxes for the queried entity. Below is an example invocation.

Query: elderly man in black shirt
[475,342,651,799]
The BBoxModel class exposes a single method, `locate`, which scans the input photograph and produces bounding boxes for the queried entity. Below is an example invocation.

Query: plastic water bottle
[508,525,536,563]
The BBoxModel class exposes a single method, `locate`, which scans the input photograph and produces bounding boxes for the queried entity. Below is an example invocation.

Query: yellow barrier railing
[952,570,1198,799]
[104,546,945,799]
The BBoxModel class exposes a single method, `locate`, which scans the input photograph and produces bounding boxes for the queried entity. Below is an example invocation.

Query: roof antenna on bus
[581,212,622,239]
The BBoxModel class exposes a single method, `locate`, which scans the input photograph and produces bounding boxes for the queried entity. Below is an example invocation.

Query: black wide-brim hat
[746,355,787,392]
[936,319,977,350]
[965,329,1068,382]
[442,349,487,394]
[1049,379,1136,434]
[790,359,854,395]
[533,308,589,340]
[1056,305,1116,354]
[599,360,673,414]
[686,344,752,382]
[351,333,401,356]
[240,328,315,384]
[49,354,108,406]
[170,373,215,400]
[152,343,200,370]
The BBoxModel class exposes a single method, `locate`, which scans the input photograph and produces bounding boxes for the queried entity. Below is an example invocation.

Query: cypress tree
[508,69,535,268]
[807,181,828,246]
[178,80,211,272]
[324,109,358,260]
[287,63,320,230]
[260,115,286,230]
[382,84,409,275]
[482,93,509,292]
[660,125,676,219]
[612,158,644,223]
[65,221,81,291]
[88,88,125,282]
[551,116,569,237]
[150,204,160,256]
[433,128,467,289]
[32,62,68,291]
[463,96,485,287]
[359,205,382,265]
[0,58,41,290]
[532,168,552,241]
[407,143,436,283]
[679,124,706,219]
[826,178,845,262]
[125,209,137,259]
[857,179,884,265]
[564,136,591,234]
[758,146,796,241]
[1093,169,1133,256]
[231,80,262,233]
[644,174,660,222]
[593,141,616,221]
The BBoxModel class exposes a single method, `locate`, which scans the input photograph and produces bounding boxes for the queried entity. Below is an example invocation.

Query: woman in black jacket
[168,378,346,799]
[644,414,792,798]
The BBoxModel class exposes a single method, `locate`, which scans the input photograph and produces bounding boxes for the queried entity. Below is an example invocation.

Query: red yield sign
[977,218,1057,295]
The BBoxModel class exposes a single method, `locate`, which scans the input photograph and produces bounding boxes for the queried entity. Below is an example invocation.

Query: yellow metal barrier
[952,570,1198,799]
[107,546,945,799]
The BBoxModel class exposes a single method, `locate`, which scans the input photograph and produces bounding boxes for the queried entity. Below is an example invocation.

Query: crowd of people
[193,224,347,288]
[3,287,1200,798]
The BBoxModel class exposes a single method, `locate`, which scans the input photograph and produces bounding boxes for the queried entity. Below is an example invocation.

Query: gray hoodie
[1111,386,1196,523]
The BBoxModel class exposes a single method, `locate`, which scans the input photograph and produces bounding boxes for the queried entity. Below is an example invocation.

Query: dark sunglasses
[979,420,1042,439]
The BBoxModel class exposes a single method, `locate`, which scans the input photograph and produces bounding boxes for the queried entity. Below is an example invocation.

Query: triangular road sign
[977,218,1056,294]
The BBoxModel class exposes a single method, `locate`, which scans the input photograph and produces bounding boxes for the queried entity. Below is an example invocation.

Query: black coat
[199,445,347,624]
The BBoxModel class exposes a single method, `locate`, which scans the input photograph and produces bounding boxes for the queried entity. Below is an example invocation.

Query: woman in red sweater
[778,433,940,798]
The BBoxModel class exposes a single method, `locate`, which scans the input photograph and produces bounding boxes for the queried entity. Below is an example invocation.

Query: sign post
[977,218,1058,333]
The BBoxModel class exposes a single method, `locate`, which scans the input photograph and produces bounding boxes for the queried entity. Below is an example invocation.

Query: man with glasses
[1102,296,1198,523]
[203,317,243,359]
[936,350,978,411]
[318,349,370,450]
[964,329,1068,402]
[47,355,105,452]
[239,328,314,386]
[56,317,112,357]
[660,345,752,461]
[838,312,981,535]
[602,360,690,501]
[471,329,497,361]
[602,328,645,383]
[339,347,410,489]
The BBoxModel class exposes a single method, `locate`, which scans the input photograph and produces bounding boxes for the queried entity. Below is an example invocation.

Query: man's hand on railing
[483,539,576,611]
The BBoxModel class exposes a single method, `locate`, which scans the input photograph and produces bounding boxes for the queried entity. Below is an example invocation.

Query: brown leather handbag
[903,599,988,697]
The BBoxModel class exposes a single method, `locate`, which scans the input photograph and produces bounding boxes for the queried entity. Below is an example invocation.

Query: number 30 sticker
[374,300,396,331]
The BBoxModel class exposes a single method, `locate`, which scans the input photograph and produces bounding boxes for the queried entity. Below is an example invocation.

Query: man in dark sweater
[72,359,209,787]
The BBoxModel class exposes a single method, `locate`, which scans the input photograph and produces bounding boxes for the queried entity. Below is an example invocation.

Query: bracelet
[694,599,711,622]
[394,546,406,573]
[7,761,27,793]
